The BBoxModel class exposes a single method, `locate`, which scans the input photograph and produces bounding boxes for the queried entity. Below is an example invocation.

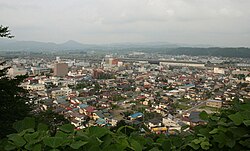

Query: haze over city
[2,1,250,150]
[1,0,250,47]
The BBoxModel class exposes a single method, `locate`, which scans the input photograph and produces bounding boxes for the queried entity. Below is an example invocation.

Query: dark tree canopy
[0,26,30,138]
[0,25,14,38]
[0,61,32,138]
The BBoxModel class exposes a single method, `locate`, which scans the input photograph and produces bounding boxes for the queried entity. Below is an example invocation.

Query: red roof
[137,95,146,100]
[85,106,95,113]
[27,77,33,80]
[66,107,72,110]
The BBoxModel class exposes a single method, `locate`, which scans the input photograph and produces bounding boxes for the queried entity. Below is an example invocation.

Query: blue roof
[130,112,143,118]
[96,118,107,125]
[72,108,79,111]
[58,96,68,99]
[84,76,92,80]
[79,104,89,108]
[185,84,195,87]
[57,99,67,104]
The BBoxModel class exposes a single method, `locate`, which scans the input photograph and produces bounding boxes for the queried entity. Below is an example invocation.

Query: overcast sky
[1,0,250,46]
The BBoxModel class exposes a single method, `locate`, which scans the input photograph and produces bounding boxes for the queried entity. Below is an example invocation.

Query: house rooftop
[129,112,143,118]
[189,111,204,123]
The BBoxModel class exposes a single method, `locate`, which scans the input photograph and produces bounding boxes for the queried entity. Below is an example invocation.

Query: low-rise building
[206,100,222,108]
[26,84,45,91]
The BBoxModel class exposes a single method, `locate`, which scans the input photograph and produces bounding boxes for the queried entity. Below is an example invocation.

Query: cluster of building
[2,54,250,134]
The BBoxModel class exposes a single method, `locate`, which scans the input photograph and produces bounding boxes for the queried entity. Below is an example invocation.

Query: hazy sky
[1,0,250,46]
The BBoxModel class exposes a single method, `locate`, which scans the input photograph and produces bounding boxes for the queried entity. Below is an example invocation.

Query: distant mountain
[0,40,202,51]
[59,40,94,49]
[0,39,97,51]
[0,39,56,51]
[1,39,250,58]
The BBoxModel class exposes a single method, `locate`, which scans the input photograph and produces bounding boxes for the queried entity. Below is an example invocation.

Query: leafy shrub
[1,101,250,151]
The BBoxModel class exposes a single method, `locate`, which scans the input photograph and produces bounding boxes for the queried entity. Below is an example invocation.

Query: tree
[32,109,69,136]
[0,62,32,138]
[0,25,14,38]
[0,26,31,138]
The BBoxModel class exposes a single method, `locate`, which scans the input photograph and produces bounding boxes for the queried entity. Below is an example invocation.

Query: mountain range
[0,39,211,51]
[1,39,250,58]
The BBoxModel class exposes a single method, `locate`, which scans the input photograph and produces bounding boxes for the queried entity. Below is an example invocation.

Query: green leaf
[192,139,201,144]
[101,134,113,149]
[162,140,171,151]
[243,120,250,126]
[209,128,219,134]
[240,111,250,120]
[76,130,89,138]
[24,142,33,150]
[129,139,142,151]
[228,112,244,125]
[103,144,121,151]
[33,144,42,151]
[70,140,88,149]
[88,126,108,138]
[199,128,210,137]
[43,137,64,148]
[59,124,74,133]
[13,117,36,132]
[239,138,250,148]
[117,138,130,149]
[37,123,48,131]
[149,147,160,151]
[170,137,183,148]
[55,131,68,138]
[19,128,35,136]
[88,145,101,151]
[199,111,208,120]
[130,135,148,146]
[96,137,103,143]
[211,116,220,121]
[213,133,227,148]
[8,134,26,147]
[85,136,102,148]
[24,132,39,142]
[200,141,210,150]
[217,126,227,132]
[239,103,250,111]
[226,139,235,148]
[189,142,200,150]
[49,149,60,151]
[4,142,16,151]
[156,137,165,144]
[217,121,229,126]
[229,127,248,138]
[24,135,44,150]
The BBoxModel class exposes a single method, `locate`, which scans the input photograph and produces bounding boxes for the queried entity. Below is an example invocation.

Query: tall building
[54,63,68,77]
[56,56,61,62]
[104,57,119,66]
[92,69,104,79]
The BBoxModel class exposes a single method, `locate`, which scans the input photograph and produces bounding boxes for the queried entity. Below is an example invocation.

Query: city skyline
[1,0,250,47]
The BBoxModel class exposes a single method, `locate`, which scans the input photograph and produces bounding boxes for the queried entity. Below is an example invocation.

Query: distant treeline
[103,47,250,58]
[1,46,250,58]
[163,47,250,58]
